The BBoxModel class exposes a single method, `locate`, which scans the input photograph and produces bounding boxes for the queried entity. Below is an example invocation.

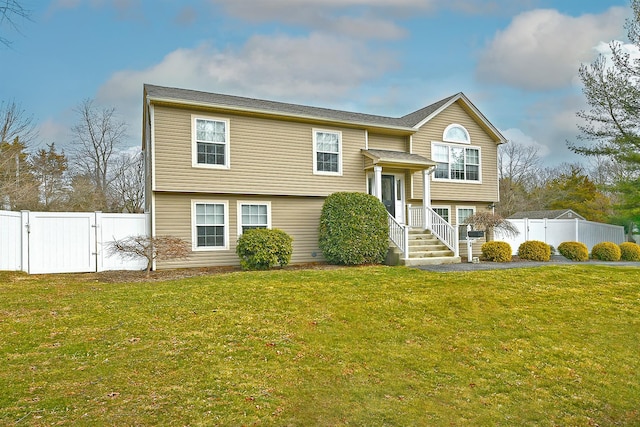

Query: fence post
[20,210,30,273]
[575,218,580,243]
[95,211,102,272]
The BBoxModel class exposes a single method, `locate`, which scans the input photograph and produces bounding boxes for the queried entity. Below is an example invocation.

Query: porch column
[422,168,431,230]
[374,165,383,202]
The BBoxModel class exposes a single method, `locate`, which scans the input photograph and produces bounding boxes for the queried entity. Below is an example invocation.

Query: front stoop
[386,229,461,266]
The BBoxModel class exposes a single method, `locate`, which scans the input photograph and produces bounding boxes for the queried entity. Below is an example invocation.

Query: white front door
[368,173,406,224]
[380,174,405,224]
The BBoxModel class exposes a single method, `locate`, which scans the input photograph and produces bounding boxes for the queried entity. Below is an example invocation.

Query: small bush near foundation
[518,240,551,261]
[591,242,621,261]
[619,242,640,261]
[319,192,388,265]
[236,228,293,270]
[558,241,589,261]
[481,241,512,262]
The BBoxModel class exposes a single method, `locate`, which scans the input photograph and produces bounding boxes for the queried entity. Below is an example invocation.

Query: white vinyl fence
[0,210,149,274]
[494,218,625,255]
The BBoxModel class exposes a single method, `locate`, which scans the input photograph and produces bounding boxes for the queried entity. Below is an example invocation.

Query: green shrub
[236,228,293,270]
[517,240,551,261]
[481,241,512,262]
[557,241,589,261]
[619,242,640,261]
[319,192,388,265]
[591,242,621,261]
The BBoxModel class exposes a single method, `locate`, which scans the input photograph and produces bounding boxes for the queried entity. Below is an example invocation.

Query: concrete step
[409,250,455,258]
[402,256,462,266]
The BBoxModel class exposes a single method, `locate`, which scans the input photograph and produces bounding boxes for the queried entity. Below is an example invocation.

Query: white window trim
[191,115,231,169]
[443,123,471,144]
[312,128,342,176]
[431,205,451,223]
[191,200,229,251]
[236,201,272,237]
[431,141,482,184]
[456,205,476,240]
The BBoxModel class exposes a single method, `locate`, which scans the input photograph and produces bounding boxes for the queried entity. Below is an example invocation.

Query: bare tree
[70,99,127,211]
[498,141,542,217]
[0,0,31,47]
[110,150,144,213]
[108,235,190,277]
[0,99,37,145]
[464,211,520,241]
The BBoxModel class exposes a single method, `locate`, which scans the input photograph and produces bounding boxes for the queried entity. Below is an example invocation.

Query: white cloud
[95,33,397,147]
[477,7,627,90]
[37,118,73,149]
[501,127,550,157]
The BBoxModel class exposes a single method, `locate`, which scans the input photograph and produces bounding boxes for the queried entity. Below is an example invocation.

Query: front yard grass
[1,265,639,426]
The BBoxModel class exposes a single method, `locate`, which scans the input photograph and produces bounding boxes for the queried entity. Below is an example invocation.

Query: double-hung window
[313,130,341,175]
[432,207,450,223]
[432,143,480,182]
[193,202,228,250]
[193,116,230,168]
[457,207,476,241]
[238,202,271,235]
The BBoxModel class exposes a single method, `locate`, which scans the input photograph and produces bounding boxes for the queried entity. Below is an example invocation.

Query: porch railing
[407,205,459,257]
[388,212,409,259]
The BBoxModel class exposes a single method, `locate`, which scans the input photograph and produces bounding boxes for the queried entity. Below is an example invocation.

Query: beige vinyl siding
[154,192,325,269]
[368,133,408,152]
[410,100,499,202]
[152,105,366,197]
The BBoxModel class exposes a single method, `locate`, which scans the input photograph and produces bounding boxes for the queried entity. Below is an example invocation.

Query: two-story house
[142,84,506,269]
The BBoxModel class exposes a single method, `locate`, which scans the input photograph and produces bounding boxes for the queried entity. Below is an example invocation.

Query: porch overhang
[361,149,436,172]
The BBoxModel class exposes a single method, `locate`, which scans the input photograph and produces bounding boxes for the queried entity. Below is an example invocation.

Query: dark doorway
[381,175,395,217]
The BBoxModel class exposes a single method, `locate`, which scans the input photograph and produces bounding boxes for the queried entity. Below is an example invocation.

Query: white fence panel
[545,220,577,249]
[578,221,625,251]
[495,218,625,255]
[0,210,22,271]
[28,212,97,274]
[0,210,150,274]
[98,213,148,271]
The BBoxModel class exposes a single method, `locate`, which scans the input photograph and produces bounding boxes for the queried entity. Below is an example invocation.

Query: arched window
[443,124,470,144]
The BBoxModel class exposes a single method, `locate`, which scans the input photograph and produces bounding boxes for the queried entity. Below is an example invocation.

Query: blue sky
[0,0,634,165]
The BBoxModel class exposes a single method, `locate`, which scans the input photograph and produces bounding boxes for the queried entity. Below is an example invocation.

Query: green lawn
[1,265,639,426]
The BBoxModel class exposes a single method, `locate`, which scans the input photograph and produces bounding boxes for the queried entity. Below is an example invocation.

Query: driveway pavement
[415,256,640,273]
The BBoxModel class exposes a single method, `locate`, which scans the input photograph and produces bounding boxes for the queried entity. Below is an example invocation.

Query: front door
[381,175,395,217]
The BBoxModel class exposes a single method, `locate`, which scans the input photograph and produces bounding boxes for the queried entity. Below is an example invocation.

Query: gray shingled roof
[144,84,461,130]
[508,209,586,220]
[362,149,435,170]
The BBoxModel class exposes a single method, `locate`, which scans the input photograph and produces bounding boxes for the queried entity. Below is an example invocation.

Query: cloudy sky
[0,0,634,165]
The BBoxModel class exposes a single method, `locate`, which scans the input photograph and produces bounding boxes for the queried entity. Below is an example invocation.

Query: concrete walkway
[415,256,640,273]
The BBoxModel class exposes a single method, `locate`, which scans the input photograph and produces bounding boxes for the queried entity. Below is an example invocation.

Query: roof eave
[146,95,417,133]
[413,93,507,144]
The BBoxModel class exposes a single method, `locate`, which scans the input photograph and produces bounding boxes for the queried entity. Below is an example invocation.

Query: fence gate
[28,212,97,274]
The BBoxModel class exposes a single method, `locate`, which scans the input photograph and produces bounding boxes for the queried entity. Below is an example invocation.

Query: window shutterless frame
[191,200,229,251]
[237,201,271,236]
[312,129,342,176]
[192,115,230,169]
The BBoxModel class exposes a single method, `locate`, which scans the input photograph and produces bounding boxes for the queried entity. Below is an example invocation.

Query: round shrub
[557,241,589,261]
[319,192,388,265]
[591,242,621,261]
[620,242,640,261]
[517,240,551,261]
[236,228,293,270]
[481,241,512,262]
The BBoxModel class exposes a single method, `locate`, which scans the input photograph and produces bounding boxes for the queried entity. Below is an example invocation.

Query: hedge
[319,192,388,265]
[481,241,512,262]
[517,240,551,261]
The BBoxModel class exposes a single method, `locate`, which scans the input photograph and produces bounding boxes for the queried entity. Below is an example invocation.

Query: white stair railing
[388,212,409,259]
[407,205,459,257]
